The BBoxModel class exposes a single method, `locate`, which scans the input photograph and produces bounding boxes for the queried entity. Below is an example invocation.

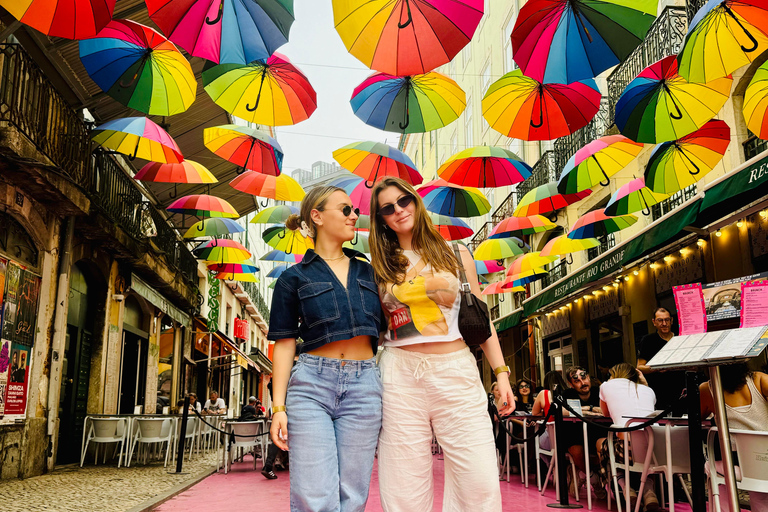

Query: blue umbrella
[267,264,289,279]
[260,249,303,263]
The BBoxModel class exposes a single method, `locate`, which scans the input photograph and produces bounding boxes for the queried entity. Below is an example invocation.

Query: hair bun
[285,213,301,231]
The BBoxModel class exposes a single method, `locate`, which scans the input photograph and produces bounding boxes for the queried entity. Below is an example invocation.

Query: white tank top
[379,249,463,347]
[726,375,768,431]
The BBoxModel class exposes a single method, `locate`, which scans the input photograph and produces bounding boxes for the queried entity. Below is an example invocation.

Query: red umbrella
[4,0,115,39]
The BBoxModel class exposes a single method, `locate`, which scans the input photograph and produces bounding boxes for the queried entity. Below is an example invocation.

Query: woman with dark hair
[532,371,569,467]
[515,378,535,413]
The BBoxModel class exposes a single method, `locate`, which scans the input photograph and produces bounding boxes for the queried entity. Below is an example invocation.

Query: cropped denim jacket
[267,248,384,353]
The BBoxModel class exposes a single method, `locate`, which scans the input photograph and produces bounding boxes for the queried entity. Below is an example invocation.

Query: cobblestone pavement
[0,451,218,512]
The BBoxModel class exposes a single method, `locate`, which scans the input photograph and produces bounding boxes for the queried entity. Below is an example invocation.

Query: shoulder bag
[452,243,492,346]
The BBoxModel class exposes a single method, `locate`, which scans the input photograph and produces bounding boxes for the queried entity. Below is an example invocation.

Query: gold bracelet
[271,405,286,414]
[494,365,511,377]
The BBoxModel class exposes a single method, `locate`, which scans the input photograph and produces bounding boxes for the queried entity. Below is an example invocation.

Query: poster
[3,343,30,417]
[740,281,768,328]
[1,263,20,341]
[0,339,10,418]
[14,270,40,346]
[0,258,6,328]
[673,283,707,335]
[702,272,768,321]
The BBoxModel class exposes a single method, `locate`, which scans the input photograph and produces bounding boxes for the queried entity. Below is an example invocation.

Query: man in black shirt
[636,308,687,414]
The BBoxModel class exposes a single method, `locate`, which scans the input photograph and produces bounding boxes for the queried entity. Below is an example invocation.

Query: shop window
[157,316,174,413]
[0,212,39,268]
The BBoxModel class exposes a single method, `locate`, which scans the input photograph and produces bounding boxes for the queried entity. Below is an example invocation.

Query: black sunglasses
[379,194,415,216]
[321,205,360,217]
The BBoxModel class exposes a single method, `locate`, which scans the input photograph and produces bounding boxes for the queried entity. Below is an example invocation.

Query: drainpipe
[46,216,75,470]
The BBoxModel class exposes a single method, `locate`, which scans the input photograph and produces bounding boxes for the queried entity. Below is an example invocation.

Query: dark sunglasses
[321,205,360,217]
[379,194,415,216]
[519,383,531,389]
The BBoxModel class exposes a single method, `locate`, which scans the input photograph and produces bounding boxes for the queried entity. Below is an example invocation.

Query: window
[465,94,473,148]
[503,12,518,73]
[450,131,458,156]
[481,61,491,96]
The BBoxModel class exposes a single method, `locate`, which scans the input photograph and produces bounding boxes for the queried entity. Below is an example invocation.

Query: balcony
[541,261,568,289]
[490,304,500,321]
[587,233,616,261]
[515,151,557,205]
[744,135,768,161]
[469,221,494,254]
[242,280,270,324]
[651,184,697,221]
[492,188,517,225]
[553,97,610,173]
[686,0,707,25]
[606,7,688,121]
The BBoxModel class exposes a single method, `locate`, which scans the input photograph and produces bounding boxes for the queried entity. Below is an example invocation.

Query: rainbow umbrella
[644,119,730,194]
[743,60,768,140]
[604,178,669,216]
[332,0,484,76]
[208,262,260,274]
[167,194,239,218]
[184,218,245,238]
[489,215,556,239]
[351,71,466,133]
[328,174,373,215]
[194,239,251,262]
[506,252,558,278]
[146,0,294,65]
[262,226,314,254]
[2,0,114,39]
[504,270,547,287]
[540,234,600,262]
[429,213,473,241]
[230,172,306,205]
[204,125,283,176]
[678,0,768,84]
[511,0,657,84]
[474,237,529,261]
[476,260,505,275]
[268,280,277,289]
[250,205,299,224]
[214,272,259,282]
[267,264,290,279]
[135,160,217,184]
[260,249,303,263]
[614,56,733,144]
[482,69,601,141]
[438,146,532,188]
[417,179,491,217]
[91,117,183,163]
[514,182,591,217]
[202,53,316,127]
[557,135,645,193]
[333,141,421,186]
[80,20,196,116]
[356,215,371,232]
[567,210,638,240]
[344,233,370,253]
[483,279,525,296]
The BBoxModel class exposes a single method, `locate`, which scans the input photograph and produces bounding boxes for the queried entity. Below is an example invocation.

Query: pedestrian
[267,185,384,512]
[369,177,514,512]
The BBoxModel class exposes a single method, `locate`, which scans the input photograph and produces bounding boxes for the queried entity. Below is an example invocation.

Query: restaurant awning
[191,317,259,372]
[494,308,524,333]
[249,348,273,374]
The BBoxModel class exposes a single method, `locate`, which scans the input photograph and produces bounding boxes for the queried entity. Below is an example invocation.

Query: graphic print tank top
[380,250,462,347]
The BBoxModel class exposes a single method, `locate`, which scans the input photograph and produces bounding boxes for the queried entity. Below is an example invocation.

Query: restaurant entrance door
[119,296,148,414]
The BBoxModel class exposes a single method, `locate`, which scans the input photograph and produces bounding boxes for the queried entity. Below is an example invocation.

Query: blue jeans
[286,354,382,512]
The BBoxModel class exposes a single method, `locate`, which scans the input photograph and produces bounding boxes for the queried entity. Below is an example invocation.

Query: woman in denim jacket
[268,185,384,512]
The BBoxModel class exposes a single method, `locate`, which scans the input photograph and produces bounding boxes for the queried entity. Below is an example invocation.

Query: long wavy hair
[369,177,460,285]
[285,185,345,240]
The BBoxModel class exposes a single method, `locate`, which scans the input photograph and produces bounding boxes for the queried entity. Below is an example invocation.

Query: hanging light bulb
[716,229,722,237]
[761,210,768,219]
[633,270,639,276]
[737,220,744,228]
[697,239,705,247]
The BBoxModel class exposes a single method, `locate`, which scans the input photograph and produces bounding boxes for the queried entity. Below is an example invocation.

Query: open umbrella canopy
[489,215,556,239]
[438,146,532,188]
[260,249,303,263]
[483,279,525,295]
[230,172,306,201]
[614,56,733,144]
[743,60,768,140]
[267,264,290,278]
[135,160,217,184]
[474,237,529,261]
[557,135,645,193]
[262,226,314,254]
[429,213,473,241]
[567,210,638,240]
[503,270,547,287]
[204,125,283,176]
[250,205,299,224]
[194,239,251,263]
[146,0,294,65]
[80,20,196,116]
[333,141,421,186]
[332,0,484,76]
[208,262,260,274]
[167,194,239,218]
[678,0,768,84]
[476,260,505,275]
[417,179,491,217]
[644,119,730,194]
[183,218,245,238]
[202,53,316,127]
[540,234,600,257]
[351,71,466,133]
[511,0,658,84]
[604,177,669,216]
[91,117,183,163]
[328,174,373,215]
[482,70,601,141]
[506,252,558,279]
[344,233,370,253]
[2,0,115,39]
[514,182,591,217]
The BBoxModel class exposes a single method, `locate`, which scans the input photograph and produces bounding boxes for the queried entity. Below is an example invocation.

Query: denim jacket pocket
[298,282,340,328]
[359,280,382,320]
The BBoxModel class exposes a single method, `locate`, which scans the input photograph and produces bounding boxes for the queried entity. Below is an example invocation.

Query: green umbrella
[251,205,299,224]
[184,218,245,238]
[604,178,668,216]
[343,233,370,253]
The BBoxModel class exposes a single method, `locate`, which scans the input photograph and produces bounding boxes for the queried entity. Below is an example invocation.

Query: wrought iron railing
[243,280,270,322]
[541,261,568,288]
[685,0,707,25]
[469,221,494,254]
[587,233,617,261]
[553,97,610,173]
[606,7,688,121]
[744,135,768,161]
[492,189,517,225]
[490,304,500,321]
[651,184,697,221]
[516,151,557,205]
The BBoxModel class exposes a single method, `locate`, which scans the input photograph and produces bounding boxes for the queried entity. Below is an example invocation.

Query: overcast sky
[274,1,393,174]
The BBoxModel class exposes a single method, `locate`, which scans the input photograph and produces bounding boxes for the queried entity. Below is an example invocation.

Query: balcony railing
[587,233,616,261]
[490,304,500,321]
[541,261,568,289]
[606,7,688,121]
[516,151,557,205]
[744,135,768,161]
[553,97,610,173]
[686,0,707,25]
[651,184,697,221]
[469,221,493,254]
[243,280,270,323]
[492,189,517,225]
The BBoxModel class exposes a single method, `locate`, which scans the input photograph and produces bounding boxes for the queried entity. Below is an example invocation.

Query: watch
[494,365,511,377]
[271,405,286,414]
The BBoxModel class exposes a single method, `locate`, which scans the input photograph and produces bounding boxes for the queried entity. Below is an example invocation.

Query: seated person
[203,391,227,415]
[532,371,570,467]
[515,378,535,413]
[188,393,202,413]
[240,396,262,421]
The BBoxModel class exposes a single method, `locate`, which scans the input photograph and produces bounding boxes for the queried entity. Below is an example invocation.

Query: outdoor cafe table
[504,414,544,487]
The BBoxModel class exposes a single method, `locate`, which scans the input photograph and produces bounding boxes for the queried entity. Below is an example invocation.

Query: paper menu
[673,283,707,335]
[646,326,768,369]
[740,281,768,328]
[705,326,768,361]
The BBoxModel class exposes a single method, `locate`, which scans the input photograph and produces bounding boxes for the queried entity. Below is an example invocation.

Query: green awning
[697,153,768,225]
[494,308,523,333]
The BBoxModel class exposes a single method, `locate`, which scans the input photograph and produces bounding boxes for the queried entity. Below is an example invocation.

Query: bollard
[176,396,190,473]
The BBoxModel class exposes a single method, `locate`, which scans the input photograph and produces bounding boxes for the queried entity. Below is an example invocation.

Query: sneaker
[261,469,278,480]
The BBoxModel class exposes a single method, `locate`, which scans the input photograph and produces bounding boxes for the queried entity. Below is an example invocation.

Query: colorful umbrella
[230,172,306,204]
[489,215,556,239]
[194,239,251,262]
[135,160,217,184]
[167,194,239,218]
[332,0,484,76]
[328,174,373,215]
[333,141,421,186]
[506,252,558,278]
[351,71,466,133]
[474,237,529,261]
[344,233,370,253]
[268,280,277,289]
[514,182,591,217]
[540,234,600,259]
[476,260,505,275]
[146,0,294,65]
[511,0,657,84]
[2,0,114,39]
[91,117,183,163]
[204,125,283,176]
[614,56,733,144]
[208,262,260,274]
[678,0,768,84]
[429,213,473,241]
[356,215,371,232]
[184,218,245,238]
[262,226,314,254]
[250,205,299,224]
[503,270,547,287]
[567,210,638,240]
[438,146,532,188]
[267,264,290,278]
[417,179,491,217]
[557,135,645,193]
[743,60,768,140]
[644,119,730,194]
[212,271,260,282]
[604,177,669,216]
[482,70,601,141]
[483,279,525,296]
[260,249,303,263]
[202,53,317,127]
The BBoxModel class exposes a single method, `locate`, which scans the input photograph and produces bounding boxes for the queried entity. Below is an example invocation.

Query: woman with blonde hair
[369,177,514,512]
[267,185,384,512]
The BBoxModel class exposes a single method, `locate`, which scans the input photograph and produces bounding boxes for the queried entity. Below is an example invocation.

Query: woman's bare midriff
[307,335,375,360]
[394,338,467,354]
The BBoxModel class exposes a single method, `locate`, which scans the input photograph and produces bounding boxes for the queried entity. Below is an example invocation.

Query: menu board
[673,283,707,335]
[702,272,768,321]
[647,325,768,369]
[740,281,768,328]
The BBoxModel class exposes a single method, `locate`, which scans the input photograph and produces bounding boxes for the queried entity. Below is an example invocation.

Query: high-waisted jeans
[286,353,383,512]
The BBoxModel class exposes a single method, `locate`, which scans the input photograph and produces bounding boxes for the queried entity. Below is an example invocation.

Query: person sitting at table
[203,391,227,415]
[700,363,768,512]
[188,393,201,414]
[240,396,261,421]
[515,378,535,413]
[532,371,570,468]
[595,363,659,511]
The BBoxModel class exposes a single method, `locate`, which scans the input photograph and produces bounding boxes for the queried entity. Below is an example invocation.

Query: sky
[273,1,393,174]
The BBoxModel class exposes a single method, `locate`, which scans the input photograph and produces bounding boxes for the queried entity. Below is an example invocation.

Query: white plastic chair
[127,418,173,467]
[537,422,580,502]
[80,417,128,467]
[500,419,526,484]
[179,416,200,461]
[605,425,659,512]
[224,421,265,474]
[199,417,214,453]
[706,428,768,512]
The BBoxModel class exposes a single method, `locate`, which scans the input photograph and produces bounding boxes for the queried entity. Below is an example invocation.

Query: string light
[583,295,590,300]
[612,282,619,288]
[716,229,722,237]
[697,239,706,247]
[650,262,659,270]
[624,276,630,281]
[603,285,611,291]
[737,220,744,228]
[634,270,639,276]
[761,211,768,219]
[664,255,673,263]
[592,290,599,295]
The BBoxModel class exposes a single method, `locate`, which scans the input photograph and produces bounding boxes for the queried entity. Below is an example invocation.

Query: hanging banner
[2,263,20,342]
[3,343,30,418]
[740,281,768,328]
[673,283,707,335]
[0,339,10,418]
[15,270,40,346]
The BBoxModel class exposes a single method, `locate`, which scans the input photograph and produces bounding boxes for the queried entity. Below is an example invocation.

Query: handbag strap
[451,242,474,307]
